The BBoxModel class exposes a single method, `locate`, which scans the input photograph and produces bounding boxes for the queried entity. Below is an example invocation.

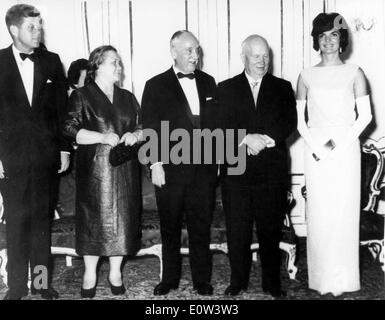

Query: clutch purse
[312,139,336,161]
[324,139,336,150]
[109,142,139,167]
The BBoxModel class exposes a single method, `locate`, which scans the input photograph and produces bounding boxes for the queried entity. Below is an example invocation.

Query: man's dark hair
[311,12,349,52]
[5,4,40,31]
[67,59,88,89]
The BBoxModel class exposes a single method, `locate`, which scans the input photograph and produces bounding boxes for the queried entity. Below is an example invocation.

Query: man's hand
[262,135,276,148]
[120,132,138,146]
[101,132,120,147]
[58,152,70,173]
[151,163,166,188]
[240,134,269,156]
[0,160,5,179]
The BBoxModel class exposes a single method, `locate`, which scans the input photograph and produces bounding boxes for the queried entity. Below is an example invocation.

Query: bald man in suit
[219,35,297,298]
[141,30,218,296]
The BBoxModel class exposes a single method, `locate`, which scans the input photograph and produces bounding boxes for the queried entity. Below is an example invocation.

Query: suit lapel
[5,46,31,109]
[257,73,275,108]
[239,72,256,112]
[32,52,45,109]
[194,70,207,118]
[166,67,194,125]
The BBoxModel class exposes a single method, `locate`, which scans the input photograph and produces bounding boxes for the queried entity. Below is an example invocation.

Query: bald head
[241,34,270,80]
[170,30,200,73]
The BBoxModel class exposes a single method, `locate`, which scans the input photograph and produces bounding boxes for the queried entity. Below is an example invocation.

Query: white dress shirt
[12,45,34,107]
[244,71,263,105]
[11,45,70,161]
[173,65,200,115]
[240,71,275,148]
[150,66,200,170]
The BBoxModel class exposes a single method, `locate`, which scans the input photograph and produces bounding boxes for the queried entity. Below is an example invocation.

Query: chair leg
[27,264,31,289]
[279,242,298,280]
[250,243,259,262]
[136,244,164,281]
[0,248,7,287]
[380,240,385,273]
[66,256,73,267]
[155,244,163,281]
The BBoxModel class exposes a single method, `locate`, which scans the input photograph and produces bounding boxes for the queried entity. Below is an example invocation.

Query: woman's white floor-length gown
[301,64,361,295]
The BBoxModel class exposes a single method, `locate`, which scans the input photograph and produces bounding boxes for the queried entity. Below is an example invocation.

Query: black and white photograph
[0,0,384,306]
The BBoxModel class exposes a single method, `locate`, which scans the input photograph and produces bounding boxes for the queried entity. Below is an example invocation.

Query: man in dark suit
[219,35,297,298]
[0,4,70,300]
[141,30,218,296]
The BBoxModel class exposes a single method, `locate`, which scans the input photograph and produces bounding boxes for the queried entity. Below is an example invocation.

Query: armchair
[359,142,385,272]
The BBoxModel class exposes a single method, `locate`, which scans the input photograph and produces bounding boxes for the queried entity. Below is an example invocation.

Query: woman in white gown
[296,13,372,296]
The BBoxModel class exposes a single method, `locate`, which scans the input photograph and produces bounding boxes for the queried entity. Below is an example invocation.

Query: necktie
[20,52,37,62]
[252,81,260,106]
[177,72,195,80]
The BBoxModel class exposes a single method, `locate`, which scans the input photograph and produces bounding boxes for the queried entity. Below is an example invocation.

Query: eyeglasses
[26,24,42,33]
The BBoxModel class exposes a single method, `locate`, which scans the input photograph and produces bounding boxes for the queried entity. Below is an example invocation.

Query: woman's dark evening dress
[63,82,141,256]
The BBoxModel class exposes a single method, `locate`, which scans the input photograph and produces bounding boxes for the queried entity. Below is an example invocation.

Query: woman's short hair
[86,45,117,84]
[311,12,349,52]
[67,58,88,89]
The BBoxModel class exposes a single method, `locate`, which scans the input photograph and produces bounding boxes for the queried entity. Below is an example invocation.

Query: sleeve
[129,92,143,143]
[53,53,72,152]
[131,92,142,132]
[0,97,4,160]
[296,99,328,160]
[62,90,84,141]
[218,82,242,167]
[332,95,372,155]
[140,80,162,165]
[263,81,297,144]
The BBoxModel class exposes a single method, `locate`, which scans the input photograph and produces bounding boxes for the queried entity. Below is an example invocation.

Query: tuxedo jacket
[141,67,218,184]
[0,45,70,177]
[219,72,297,186]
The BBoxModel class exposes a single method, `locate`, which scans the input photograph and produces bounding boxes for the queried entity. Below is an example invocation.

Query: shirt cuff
[60,151,71,155]
[150,162,163,170]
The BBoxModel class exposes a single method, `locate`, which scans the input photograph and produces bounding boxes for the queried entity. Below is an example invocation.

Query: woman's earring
[339,47,342,54]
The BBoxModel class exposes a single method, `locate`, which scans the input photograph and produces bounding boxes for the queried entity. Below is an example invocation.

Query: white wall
[0,0,384,169]
[2,0,384,236]
[328,0,385,140]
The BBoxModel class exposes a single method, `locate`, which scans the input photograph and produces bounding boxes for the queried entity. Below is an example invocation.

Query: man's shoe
[31,287,59,300]
[224,285,247,296]
[193,283,213,296]
[3,290,27,300]
[153,282,178,296]
[263,287,287,299]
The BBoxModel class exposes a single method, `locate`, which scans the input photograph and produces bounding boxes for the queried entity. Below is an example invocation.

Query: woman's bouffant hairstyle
[85,45,117,85]
[311,12,349,52]
[67,58,88,89]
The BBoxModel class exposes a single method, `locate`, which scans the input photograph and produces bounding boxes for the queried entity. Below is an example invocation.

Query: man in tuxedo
[141,30,218,296]
[219,35,297,298]
[0,4,70,300]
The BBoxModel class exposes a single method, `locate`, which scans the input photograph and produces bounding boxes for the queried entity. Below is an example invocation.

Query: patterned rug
[0,237,384,300]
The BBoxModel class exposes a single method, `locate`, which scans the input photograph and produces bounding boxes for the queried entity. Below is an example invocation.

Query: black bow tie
[20,52,37,62]
[177,72,195,80]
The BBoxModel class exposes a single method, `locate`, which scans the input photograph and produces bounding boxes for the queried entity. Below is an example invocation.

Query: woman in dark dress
[63,45,142,298]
